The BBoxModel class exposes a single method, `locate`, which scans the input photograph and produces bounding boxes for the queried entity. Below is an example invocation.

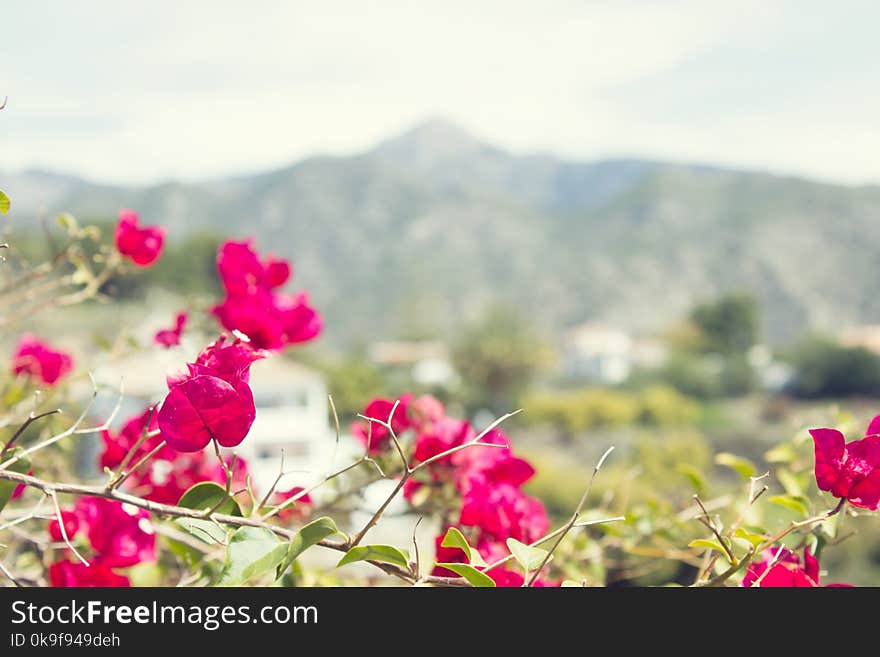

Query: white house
[561,322,634,383]
[236,357,337,493]
[561,322,667,384]
[368,340,457,387]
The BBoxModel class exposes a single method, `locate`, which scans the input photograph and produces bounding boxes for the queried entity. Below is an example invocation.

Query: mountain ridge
[4,119,880,347]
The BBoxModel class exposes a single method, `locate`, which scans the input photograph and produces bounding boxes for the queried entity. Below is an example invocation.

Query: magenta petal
[803,548,820,584]
[845,435,880,477]
[866,415,880,437]
[809,428,848,497]
[215,383,256,448]
[491,456,536,487]
[158,375,255,452]
[848,469,880,510]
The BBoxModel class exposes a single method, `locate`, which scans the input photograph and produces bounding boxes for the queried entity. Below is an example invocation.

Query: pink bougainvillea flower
[742,547,851,587]
[158,335,264,452]
[49,560,131,588]
[211,290,322,351]
[11,334,73,386]
[160,375,256,451]
[413,418,474,465]
[351,395,413,455]
[263,257,291,289]
[47,498,156,587]
[272,486,313,522]
[809,420,880,510]
[48,510,80,543]
[410,394,446,432]
[216,239,269,295]
[211,239,322,350]
[73,497,155,569]
[452,429,535,489]
[153,312,188,348]
[115,209,165,267]
[459,479,549,544]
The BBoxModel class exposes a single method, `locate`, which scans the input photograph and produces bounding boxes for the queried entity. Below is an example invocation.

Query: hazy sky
[2,1,878,185]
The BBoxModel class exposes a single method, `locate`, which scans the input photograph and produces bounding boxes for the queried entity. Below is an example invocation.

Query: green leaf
[764,444,797,464]
[276,516,341,579]
[768,494,809,516]
[733,527,767,547]
[337,544,410,570]
[219,527,288,586]
[715,452,757,479]
[0,450,31,511]
[177,481,241,517]
[688,538,727,552]
[173,517,230,545]
[677,464,706,494]
[441,526,486,567]
[775,468,804,497]
[561,579,585,587]
[506,537,550,572]
[0,190,9,215]
[435,563,496,587]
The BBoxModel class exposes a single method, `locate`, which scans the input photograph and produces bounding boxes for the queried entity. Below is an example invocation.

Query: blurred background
[3,1,880,583]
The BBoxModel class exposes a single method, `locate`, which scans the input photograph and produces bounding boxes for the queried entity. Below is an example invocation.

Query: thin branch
[328,394,341,470]
[348,475,408,548]
[0,495,49,533]
[48,491,89,566]
[411,516,423,579]
[526,446,615,586]
[0,560,23,587]
[1,409,62,459]
[254,450,286,516]
[0,375,124,473]
[106,406,156,490]
[357,398,408,471]
[412,410,521,473]
[111,441,166,489]
[693,494,736,564]
[259,456,372,522]
[0,468,426,586]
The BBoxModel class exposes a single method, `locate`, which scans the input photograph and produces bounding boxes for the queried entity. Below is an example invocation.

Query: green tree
[319,355,389,420]
[452,305,552,414]
[690,293,759,355]
[785,336,880,398]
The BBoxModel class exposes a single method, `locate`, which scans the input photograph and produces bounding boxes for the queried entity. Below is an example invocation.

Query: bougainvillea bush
[0,198,876,588]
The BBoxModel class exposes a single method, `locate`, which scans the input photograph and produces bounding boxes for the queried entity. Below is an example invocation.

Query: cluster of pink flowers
[210,240,322,351]
[739,415,880,587]
[809,416,880,510]
[352,394,551,586]
[742,547,850,588]
[10,334,73,386]
[48,497,156,587]
[158,334,265,453]
[100,406,249,505]
[115,209,165,267]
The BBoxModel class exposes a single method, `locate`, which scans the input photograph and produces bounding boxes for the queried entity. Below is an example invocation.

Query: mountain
[4,119,880,346]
